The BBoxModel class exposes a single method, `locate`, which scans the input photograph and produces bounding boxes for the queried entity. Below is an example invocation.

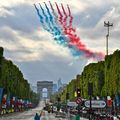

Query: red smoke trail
[60,4,104,60]
[61,4,77,40]
[55,2,63,25]
[67,31,105,60]
[60,4,86,52]
[65,27,104,59]
[54,3,105,60]
[67,5,76,33]
[60,4,76,41]
[57,4,88,56]
[61,3,68,29]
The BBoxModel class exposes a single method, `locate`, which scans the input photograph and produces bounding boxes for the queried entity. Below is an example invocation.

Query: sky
[0,0,120,86]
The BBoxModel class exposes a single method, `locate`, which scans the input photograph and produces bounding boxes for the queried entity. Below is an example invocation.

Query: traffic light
[77,88,81,97]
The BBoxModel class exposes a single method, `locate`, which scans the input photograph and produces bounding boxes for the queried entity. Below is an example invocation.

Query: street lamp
[104,21,113,96]
[104,21,113,56]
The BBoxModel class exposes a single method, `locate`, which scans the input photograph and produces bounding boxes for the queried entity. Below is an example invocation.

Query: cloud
[14,54,87,84]
[0,4,40,34]
[0,6,15,17]
[73,5,111,28]
[0,0,120,84]
[1,26,72,62]
[73,4,120,54]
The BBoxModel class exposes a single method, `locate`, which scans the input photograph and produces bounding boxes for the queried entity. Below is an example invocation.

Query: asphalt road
[0,101,88,120]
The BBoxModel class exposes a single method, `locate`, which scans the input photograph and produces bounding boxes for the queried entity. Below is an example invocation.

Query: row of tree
[0,47,39,105]
[59,49,120,102]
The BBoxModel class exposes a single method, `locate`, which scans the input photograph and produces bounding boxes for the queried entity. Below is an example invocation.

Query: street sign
[76,97,82,104]
[67,102,77,107]
[85,100,106,108]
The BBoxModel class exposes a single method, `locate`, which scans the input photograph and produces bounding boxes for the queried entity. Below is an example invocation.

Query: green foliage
[0,47,3,58]
[0,47,4,80]
[59,49,120,102]
[0,47,38,104]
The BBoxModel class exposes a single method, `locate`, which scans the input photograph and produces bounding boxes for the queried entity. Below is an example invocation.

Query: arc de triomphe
[37,81,53,99]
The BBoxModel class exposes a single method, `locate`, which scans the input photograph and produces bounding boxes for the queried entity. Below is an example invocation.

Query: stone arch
[37,81,53,100]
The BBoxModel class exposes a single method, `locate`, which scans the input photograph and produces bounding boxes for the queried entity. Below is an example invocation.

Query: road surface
[0,101,88,120]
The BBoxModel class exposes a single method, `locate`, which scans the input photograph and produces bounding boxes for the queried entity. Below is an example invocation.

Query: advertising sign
[67,102,77,107]
[85,100,106,108]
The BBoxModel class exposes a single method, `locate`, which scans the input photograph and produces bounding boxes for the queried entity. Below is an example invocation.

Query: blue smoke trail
[39,3,54,34]
[43,2,67,46]
[44,2,61,33]
[44,2,53,25]
[34,4,49,31]
[49,1,58,23]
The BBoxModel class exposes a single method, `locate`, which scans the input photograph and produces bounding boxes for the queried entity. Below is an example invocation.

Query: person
[34,113,40,120]
[113,112,117,120]
[48,105,51,113]
[39,111,43,117]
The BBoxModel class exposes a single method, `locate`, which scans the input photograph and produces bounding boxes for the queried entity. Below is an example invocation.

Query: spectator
[113,112,117,120]
[39,111,43,117]
[34,113,40,120]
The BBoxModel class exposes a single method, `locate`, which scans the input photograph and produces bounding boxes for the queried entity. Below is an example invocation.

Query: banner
[115,94,120,105]
[0,88,4,104]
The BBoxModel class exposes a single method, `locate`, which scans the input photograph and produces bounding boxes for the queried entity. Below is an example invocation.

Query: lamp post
[104,21,113,56]
[104,21,113,96]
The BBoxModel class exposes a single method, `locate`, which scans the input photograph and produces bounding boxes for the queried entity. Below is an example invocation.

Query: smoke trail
[35,3,62,45]
[65,26,104,59]
[55,3,92,58]
[49,1,58,23]
[55,2,63,25]
[67,5,75,31]
[49,1,64,34]
[61,4,104,60]
[58,4,83,52]
[60,4,93,58]
[39,3,54,34]
[44,2,61,32]
[34,3,68,47]
[61,3,68,30]
[56,3,75,39]
[34,2,104,60]
[67,4,76,32]
[34,4,49,31]
[43,2,66,46]
[44,2,53,25]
